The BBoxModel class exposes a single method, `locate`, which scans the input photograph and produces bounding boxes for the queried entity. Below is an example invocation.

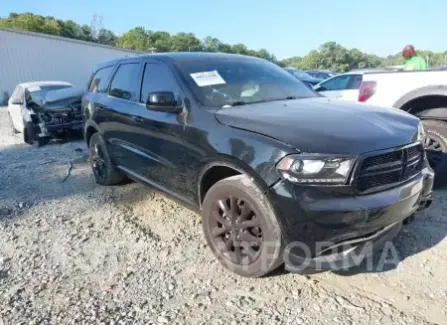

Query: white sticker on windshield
[27,86,41,92]
[190,70,226,87]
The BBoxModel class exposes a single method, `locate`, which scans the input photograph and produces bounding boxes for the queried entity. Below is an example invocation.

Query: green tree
[151,31,171,52]
[169,32,202,52]
[97,28,118,46]
[115,27,149,50]
[232,43,248,55]
[80,25,94,42]
[203,36,222,52]
[3,11,446,69]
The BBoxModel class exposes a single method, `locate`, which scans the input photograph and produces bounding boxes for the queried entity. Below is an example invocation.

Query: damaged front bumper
[24,87,84,144]
[269,165,434,274]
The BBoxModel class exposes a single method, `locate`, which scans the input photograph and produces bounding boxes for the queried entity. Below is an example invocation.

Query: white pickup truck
[360,69,447,185]
[315,69,447,185]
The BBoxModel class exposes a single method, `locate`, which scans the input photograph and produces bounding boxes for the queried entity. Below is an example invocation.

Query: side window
[347,75,363,90]
[109,63,141,101]
[140,63,179,103]
[320,75,351,91]
[88,66,114,93]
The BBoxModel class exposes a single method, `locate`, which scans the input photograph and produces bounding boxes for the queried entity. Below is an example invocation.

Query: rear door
[316,74,362,100]
[83,64,116,129]
[96,61,144,170]
[315,75,352,99]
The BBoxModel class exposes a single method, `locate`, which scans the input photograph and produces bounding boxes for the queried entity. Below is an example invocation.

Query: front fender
[197,158,272,205]
[83,119,102,141]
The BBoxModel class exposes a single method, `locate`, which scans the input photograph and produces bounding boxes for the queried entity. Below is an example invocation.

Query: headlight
[277,155,357,185]
[417,122,425,141]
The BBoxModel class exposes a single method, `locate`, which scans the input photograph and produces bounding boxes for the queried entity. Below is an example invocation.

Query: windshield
[27,85,71,98]
[25,85,72,105]
[175,59,316,107]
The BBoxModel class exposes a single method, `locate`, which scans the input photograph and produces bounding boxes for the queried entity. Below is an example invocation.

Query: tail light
[358,81,376,102]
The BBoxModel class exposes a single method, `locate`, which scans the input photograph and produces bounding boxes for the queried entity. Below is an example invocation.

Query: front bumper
[269,165,434,273]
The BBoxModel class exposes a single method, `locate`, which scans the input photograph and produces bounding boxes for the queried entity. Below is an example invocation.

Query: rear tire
[88,133,125,186]
[201,175,283,277]
[422,119,447,187]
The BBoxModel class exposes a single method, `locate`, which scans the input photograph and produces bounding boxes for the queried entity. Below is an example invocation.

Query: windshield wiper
[225,96,302,107]
[271,96,300,101]
[228,101,247,106]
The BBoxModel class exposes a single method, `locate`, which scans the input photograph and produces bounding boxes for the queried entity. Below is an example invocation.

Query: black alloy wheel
[91,142,107,183]
[210,196,263,265]
[202,175,283,277]
[88,133,125,186]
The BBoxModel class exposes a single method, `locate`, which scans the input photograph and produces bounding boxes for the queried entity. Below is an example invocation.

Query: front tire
[422,119,447,187]
[201,175,283,277]
[88,133,124,186]
[23,122,35,145]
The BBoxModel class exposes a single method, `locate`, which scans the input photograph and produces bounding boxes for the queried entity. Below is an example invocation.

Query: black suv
[83,53,434,277]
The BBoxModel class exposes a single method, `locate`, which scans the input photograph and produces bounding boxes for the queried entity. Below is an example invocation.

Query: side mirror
[146,91,182,113]
[10,98,23,105]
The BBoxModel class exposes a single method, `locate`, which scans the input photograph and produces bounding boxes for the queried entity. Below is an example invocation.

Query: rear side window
[319,75,351,91]
[109,63,140,101]
[347,75,363,90]
[88,66,114,93]
[140,63,180,103]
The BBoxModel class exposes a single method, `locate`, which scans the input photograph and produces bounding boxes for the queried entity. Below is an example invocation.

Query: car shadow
[331,189,447,276]
[43,130,85,147]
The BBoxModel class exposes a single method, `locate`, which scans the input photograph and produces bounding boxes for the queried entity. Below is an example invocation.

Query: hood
[27,87,83,113]
[215,97,420,155]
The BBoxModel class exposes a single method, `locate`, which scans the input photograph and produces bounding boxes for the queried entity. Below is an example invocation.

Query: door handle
[131,115,143,122]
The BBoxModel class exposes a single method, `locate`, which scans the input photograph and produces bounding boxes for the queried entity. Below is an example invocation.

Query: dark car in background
[83,52,433,277]
[284,67,321,89]
[305,70,335,81]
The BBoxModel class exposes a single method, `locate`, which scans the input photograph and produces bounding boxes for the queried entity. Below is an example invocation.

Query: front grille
[356,143,424,193]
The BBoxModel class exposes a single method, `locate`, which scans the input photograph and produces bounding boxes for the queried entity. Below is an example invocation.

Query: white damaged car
[8,81,83,146]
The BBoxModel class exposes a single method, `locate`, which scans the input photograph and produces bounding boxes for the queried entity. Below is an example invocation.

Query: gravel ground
[0,106,446,325]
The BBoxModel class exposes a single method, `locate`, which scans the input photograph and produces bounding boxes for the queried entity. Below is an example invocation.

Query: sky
[1,0,446,59]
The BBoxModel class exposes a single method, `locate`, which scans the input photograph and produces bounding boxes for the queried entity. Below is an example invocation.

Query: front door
[102,60,193,202]
[128,61,193,200]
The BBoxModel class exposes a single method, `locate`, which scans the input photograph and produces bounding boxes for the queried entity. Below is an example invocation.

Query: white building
[0,27,140,103]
